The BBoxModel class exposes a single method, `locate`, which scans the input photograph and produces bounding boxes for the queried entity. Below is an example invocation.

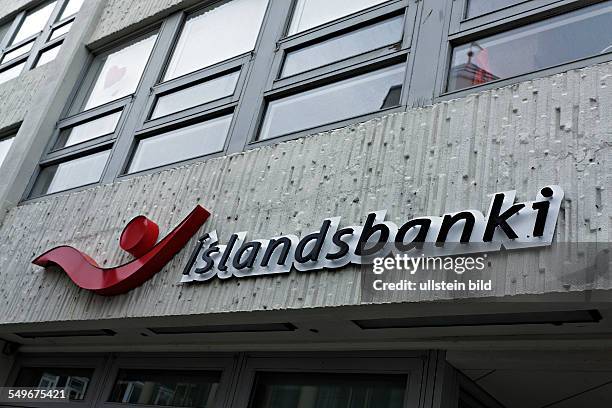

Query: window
[465,0,527,18]
[281,15,404,78]
[164,0,268,80]
[260,64,405,140]
[108,369,220,407]
[13,367,94,400]
[151,71,240,119]
[0,135,15,167]
[288,0,389,35]
[127,114,233,173]
[29,32,157,198]
[250,372,406,408]
[128,0,270,173]
[31,149,111,196]
[9,1,57,46]
[83,35,157,110]
[447,2,612,92]
[0,0,84,84]
[258,0,409,141]
[28,0,612,198]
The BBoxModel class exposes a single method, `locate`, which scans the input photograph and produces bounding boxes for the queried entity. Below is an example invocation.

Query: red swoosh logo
[32,205,210,296]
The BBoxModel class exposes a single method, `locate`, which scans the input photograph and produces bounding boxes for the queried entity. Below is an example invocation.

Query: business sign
[182,186,563,283]
[32,186,563,295]
[32,206,210,295]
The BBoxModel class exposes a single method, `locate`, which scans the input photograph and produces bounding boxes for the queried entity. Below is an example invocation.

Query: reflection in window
[164,0,268,81]
[83,34,158,111]
[448,2,612,92]
[466,0,526,18]
[0,62,25,85]
[128,115,232,173]
[55,111,122,149]
[32,150,111,196]
[108,369,220,407]
[288,0,387,35]
[10,1,57,46]
[152,71,240,119]
[35,43,62,67]
[0,136,15,167]
[260,64,404,140]
[250,372,406,408]
[14,367,93,400]
[59,0,85,20]
[282,14,403,77]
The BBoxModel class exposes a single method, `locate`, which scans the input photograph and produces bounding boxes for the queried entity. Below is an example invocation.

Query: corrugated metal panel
[0,62,609,325]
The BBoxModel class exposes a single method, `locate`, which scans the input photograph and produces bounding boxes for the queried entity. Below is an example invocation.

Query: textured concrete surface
[89,0,200,45]
[0,65,51,132]
[0,0,33,22]
[0,61,609,325]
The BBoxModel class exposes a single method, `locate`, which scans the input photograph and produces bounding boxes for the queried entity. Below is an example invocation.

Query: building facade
[0,0,610,407]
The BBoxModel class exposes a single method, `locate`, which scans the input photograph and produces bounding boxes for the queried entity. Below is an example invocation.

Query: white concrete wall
[0,60,609,325]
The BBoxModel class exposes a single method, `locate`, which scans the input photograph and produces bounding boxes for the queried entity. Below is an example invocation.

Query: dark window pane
[0,62,25,85]
[260,64,404,140]
[10,1,57,46]
[281,15,403,78]
[466,0,525,18]
[128,114,232,173]
[55,111,122,149]
[32,150,110,196]
[0,136,15,167]
[14,367,93,400]
[83,34,157,111]
[250,372,406,408]
[49,21,73,41]
[163,0,268,81]
[35,42,62,67]
[1,40,35,64]
[152,71,240,119]
[448,2,612,92]
[108,369,220,407]
[288,0,388,35]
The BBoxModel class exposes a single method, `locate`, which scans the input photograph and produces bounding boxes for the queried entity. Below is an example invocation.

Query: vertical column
[0,0,107,220]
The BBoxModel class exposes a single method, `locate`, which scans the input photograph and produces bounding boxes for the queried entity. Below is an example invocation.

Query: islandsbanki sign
[182,186,563,282]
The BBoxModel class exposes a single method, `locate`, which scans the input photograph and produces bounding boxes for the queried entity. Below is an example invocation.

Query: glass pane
[448,2,612,92]
[128,115,232,173]
[260,64,404,140]
[83,34,157,111]
[0,40,34,64]
[0,136,15,167]
[0,22,9,45]
[14,367,93,400]
[49,21,73,40]
[10,1,57,45]
[0,62,25,85]
[152,71,240,119]
[35,43,62,67]
[250,372,406,408]
[282,15,403,78]
[56,111,122,149]
[164,0,268,81]
[466,0,526,18]
[34,150,110,196]
[288,0,387,35]
[108,369,220,407]
[59,0,84,20]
